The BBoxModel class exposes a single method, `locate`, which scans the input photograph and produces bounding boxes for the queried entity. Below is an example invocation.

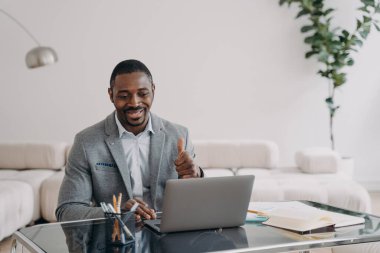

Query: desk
[10,201,380,253]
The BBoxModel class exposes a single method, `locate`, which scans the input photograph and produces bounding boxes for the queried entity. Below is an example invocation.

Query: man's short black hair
[110,59,153,87]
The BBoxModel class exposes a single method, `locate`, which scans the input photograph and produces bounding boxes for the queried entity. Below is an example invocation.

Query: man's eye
[139,93,149,97]
[117,95,128,99]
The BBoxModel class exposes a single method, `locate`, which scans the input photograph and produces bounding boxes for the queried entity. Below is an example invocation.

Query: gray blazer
[56,112,195,222]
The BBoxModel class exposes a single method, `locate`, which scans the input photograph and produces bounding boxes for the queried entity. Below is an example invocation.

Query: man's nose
[128,94,140,106]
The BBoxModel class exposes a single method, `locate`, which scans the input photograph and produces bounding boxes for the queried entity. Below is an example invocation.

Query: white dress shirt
[115,113,155,207]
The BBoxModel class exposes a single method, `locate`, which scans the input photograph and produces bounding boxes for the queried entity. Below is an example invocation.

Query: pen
[117,193,122,212]
[140,210,161,221]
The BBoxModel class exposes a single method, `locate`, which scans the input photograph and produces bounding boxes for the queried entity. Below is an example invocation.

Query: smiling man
[56,59,202,222]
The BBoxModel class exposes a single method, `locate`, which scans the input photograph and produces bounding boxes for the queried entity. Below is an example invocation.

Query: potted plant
[279,0,380,150]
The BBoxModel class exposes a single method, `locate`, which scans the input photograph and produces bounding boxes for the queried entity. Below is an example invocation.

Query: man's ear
[152,83,156,99]
[108,87,114,103]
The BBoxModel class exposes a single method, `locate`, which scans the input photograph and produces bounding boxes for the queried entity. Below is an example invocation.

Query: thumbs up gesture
[174,138,200,179]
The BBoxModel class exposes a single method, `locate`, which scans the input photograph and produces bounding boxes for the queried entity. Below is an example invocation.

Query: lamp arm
[0,8,41,46]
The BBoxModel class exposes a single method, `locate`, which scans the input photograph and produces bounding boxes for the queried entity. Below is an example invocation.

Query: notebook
[144,175,254,233]
[249,201,365,234]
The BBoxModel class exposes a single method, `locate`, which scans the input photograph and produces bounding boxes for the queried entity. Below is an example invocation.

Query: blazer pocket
[95,165,119,173]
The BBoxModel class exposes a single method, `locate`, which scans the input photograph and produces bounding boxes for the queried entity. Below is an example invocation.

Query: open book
[248,201,365,234]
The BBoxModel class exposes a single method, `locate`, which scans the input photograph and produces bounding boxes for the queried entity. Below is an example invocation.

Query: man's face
[108,72,155,135]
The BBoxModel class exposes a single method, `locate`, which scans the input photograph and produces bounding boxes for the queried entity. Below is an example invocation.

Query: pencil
[113,195,117,211]
[247,209,268,216]
[112,194,120,240]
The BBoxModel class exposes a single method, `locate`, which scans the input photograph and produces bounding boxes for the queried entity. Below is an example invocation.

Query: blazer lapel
[149,114,165,210]
[104,113,133,198]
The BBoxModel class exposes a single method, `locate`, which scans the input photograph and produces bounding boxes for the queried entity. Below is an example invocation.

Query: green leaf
[296,9,309,18]
[361,0,375,7]
[318,70,329,78]
[312,0,323,9]
[301,25,314,33]
[325,97,333,104]
[354,38,363,46]
[327,103,340,116]
[304,36,314,44]
[350,48,359,52]
[317,51,329,62]
[375,4,380,13]
[305,51,317,58]
[333,73,346,87]
[356,19,362,29]
[338,35,346,42]
[359,24,371,38]
[302,0,313,10]
[363,16,372,23]
[313,10,324,16]
[358,6,369,13]
[347,58,354,66]
[324,8,335,16]
[374,23,380,31]
[342,30,350,37]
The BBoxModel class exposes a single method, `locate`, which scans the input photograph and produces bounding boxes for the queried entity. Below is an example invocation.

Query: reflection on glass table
[10,201,380,253]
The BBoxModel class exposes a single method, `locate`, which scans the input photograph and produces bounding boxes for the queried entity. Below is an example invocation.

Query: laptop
[144,175,254,233]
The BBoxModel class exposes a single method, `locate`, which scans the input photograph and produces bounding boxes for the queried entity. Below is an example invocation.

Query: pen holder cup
[105,212,135,246]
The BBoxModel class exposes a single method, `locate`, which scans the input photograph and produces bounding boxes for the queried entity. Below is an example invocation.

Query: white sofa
[0,140,372,242]
[195,140,371,213]
[0,142,67,240]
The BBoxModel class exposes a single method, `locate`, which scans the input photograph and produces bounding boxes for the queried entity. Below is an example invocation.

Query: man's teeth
[127,109,143,115]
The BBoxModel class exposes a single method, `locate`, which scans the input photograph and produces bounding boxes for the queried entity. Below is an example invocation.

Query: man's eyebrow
[116,88,150,93]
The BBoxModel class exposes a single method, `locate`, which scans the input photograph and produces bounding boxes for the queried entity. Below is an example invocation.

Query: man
[56,59,202,222]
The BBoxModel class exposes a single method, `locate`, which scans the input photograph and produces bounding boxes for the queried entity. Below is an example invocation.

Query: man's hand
[174,138,200,179]
[124,198,156,222]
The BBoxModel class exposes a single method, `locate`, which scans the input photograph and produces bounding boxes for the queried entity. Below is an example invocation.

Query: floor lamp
[0,8,58,69]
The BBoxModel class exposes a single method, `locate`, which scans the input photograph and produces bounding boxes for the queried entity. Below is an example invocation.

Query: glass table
[11,201,380,253]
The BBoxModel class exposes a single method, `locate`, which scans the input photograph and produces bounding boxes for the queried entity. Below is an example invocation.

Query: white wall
[1,0,379,188]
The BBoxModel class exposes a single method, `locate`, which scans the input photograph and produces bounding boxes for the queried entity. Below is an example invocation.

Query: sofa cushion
[194,141,240,168]
[0,170,56,220]
[236,168,272,179]
[0,142,67,170]
[203,168,234,178]
[251,179,284,201]
[295,147,340,174]
[40,170,65,222]
[0,180,34,241]
[323,180,372,213]
[238,141,279,169]
[270,167,344,181]
[277,178,329,203]
[236,166,371,213]
[193,140,279,169]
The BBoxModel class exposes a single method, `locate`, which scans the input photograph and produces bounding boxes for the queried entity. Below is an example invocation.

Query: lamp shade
[25,46,58,69]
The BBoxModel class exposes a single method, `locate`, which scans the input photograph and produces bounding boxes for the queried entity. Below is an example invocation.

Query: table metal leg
[10,238,17,253]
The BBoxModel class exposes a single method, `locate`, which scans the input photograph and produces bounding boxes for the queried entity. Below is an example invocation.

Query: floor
[1,192,380,253]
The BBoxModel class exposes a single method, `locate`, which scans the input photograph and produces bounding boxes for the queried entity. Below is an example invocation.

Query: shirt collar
[114,112,154,138]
